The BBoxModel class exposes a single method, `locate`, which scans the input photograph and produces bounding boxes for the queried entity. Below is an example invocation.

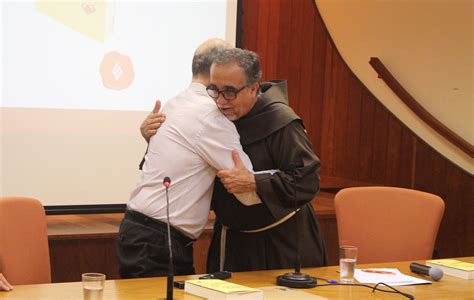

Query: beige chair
[0,197,51,284]
[334,186,445,264]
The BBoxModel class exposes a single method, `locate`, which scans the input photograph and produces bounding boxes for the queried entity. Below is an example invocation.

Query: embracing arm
[195,114,261,206]
[140,100,166,142]
[217,150,257,194]
[138,100,166,170]
[216,120,319,212]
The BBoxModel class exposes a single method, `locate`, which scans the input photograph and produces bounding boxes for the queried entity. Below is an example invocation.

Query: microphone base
[276,272,317,289]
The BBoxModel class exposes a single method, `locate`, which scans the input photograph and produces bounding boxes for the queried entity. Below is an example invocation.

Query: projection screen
[0,0,238,207]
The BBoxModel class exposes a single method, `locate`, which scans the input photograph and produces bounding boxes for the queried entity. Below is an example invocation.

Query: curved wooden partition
[239,0,473,258]
[370,57,474,158]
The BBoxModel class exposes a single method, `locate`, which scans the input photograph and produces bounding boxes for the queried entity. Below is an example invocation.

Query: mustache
[217,104,233,110]
[216,105,231,116]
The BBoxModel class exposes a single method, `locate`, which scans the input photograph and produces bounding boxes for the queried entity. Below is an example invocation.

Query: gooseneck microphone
[163,176,171,188]
[409,262,443,281]
[276,168,317,288]
[161,176,175,300]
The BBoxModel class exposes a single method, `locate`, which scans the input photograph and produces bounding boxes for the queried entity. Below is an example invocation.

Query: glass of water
[339,245,357,283]
[82,273,105,300]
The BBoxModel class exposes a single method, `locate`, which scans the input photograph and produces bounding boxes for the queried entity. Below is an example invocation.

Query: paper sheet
[354,268,431,286]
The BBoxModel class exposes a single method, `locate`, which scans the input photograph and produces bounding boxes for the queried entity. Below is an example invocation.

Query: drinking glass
[82,273,105,300]
[339,245,357,283]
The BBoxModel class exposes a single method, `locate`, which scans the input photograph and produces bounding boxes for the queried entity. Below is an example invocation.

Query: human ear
[250,82,259,95]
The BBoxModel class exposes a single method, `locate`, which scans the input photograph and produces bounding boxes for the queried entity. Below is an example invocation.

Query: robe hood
[234,80,300,145]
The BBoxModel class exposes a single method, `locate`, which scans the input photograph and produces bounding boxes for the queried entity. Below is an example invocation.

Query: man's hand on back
[140,100,166,142]
[217,150,257,194]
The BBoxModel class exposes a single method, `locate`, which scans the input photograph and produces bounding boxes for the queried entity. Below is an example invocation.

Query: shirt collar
[189,82,208,96]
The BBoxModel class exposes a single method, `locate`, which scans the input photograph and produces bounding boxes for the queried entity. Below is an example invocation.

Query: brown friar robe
[207,80,328,273]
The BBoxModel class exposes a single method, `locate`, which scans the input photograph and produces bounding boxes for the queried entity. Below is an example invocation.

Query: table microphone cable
[314,277,414,299]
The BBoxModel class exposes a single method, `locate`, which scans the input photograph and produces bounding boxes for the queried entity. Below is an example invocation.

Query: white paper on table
[354,268,432,286]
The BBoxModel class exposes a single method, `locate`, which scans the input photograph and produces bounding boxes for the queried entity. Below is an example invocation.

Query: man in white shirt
[117,39,260,278]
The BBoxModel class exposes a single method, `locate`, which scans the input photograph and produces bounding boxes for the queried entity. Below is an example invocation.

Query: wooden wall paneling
[49,237,119,282]
[262,0,281,79]
[241,0,259,50]
[414,140,447,197]
[332,60,351,178]
[192,230,213,275]
[307,10,327,156]
[398,127,416,188]
[357,89,376,182]
[319,45,338,176]
[275,0,292,81]
[437,161,473,258]
[296,0,316,127]
[255,0,271,77]
[414,141,449,257]
[370,103,389,183]
[460,170,474,256]
[443,165,468,257]
[343,75,363,179]
[385,116,403,186]
[317,215,339,266]
[286,0,305,113]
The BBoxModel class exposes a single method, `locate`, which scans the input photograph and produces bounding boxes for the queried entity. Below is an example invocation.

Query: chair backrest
[0,197,51,284]
[334,186,445,264]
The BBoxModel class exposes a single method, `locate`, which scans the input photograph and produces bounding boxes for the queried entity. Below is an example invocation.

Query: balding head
[192,38,232,78]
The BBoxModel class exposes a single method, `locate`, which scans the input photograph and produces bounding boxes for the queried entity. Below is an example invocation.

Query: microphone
[276,166,317,288]
[160,176,176,300]
[163,176,171,187]
[409,262,443,281]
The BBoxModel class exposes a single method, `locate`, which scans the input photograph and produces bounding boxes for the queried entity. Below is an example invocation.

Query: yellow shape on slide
[36,0,107,42]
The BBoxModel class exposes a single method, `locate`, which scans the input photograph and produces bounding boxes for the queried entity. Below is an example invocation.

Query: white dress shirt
[128,82,259,239]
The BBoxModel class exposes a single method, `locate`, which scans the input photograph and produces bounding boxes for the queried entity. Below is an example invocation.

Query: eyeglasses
[206,85,248,101]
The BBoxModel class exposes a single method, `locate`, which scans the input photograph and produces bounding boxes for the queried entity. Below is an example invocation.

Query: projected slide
[1,0,236,206]
[2,0,228,111]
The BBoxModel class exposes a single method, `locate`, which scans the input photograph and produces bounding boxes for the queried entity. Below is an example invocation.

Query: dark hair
[192,45,228,77]
[212,48,262,84]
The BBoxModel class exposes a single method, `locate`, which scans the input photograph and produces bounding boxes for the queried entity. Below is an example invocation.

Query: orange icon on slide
[81,0,97,15]
[100,51,135,90]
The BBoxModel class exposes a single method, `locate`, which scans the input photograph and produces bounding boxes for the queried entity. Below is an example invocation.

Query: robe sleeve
[254,120,320,218]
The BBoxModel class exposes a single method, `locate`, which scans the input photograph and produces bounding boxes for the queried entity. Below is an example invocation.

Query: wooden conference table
[1,258,472,299]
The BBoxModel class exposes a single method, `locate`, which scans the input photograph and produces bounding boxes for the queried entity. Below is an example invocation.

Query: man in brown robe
[205,48,327,272]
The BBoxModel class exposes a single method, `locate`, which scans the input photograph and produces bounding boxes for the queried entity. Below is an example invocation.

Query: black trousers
[117,210,195,278]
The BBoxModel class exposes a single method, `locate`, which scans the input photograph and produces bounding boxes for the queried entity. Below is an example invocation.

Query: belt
[219,208,299,271]
[125,210,195,244]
